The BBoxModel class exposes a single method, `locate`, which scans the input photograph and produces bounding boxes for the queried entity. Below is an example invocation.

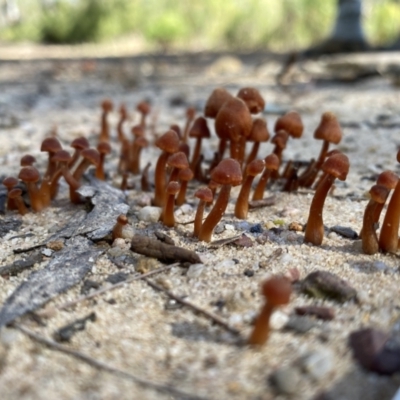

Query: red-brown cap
[210,158,242,186]
[137,101,150,115]
[167,151,189,170]
[274,111,304,138]
[170,124,181,138]
[248,118,270,142]
[237,87,265,114]
[131,125,145,137]
[166,181,181,195]
[194,187,213,203]
[116,214,128,226]
[261,275,292,306]
[52,150,72,164]
[189,117,210,139]
[376,170,399,190]
[186,106,196,120]
[204,87,234,118]
[71,137,89,151]
[8,187,23,199]
[41,137,62,154]
[20,154,36,167]
[246,159,265,177]
[215,97,253,142]
[321,153,350,181]
[134,136,149,148]
[18,166,40,183]
[178,167,194,182]
[2,176,18,190]
[369,184,389,204]
[97,141,112,155]
[271,130,289,149]
[264,153,280,170]
[155,130,180,153]
[314,112,342,144]
[81,148,100,167]
[101,99,113,112]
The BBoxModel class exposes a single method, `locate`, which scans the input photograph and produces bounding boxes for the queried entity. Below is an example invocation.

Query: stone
[186,264,205,279]
[270,366,301,395]
[301,348,334,381]
[295,305,335,321]
[285,315,317,334]
[137,206,162,223]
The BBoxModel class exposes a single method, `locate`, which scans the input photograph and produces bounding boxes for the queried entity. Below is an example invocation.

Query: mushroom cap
[3,176,18,189]
[134,136,149,148]
[186,106,196,120]
[204,87,234,118]
[248,118,270,142]
[52,150,72,163]
[131,125,145,137]
[264,153,280,170]
[274,111,304,138]
[155,130,180,153]
[189,117,211,139]
[8,188,23,199]
[20,154,36,167]
[170,124,182,138]
[314,112,343,144]
[178,167,194,182]
[167,151,189,170]
[137,101,150,115]
[81,148,100,167]
[210,158,242,186]
[166,181,181,195]
[237,87,265,114]
[71,137,89,151]
[195,187,213,203]
[116,214,128,226]
[18,166,40,183]
[41,137,62,154]
[97,141,112,155]
[215,97,253,142]
[261,275,292,307]
[101,99,113,112]
[321,153,350,181]
[246,159,265,177]
[369,184,389,204]
[271,130,289,149]
[377,170,399,190]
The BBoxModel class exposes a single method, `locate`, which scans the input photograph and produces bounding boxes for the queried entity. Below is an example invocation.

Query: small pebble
[41,248,53,257]
[186,263,205,279]
[285,315,316,334]
[215,259,236,269]
[136,194,152,207]
[107,247,126,258]
[236,221,250,231]
[288,222,303,232]
[250,223,263,233]
[243,269,254,277]
[330,225,358,239]
[225,224,235,231]
[137,206,162,223]
[270,311,289,330]
[295,305,335,321]
[270,366,301,395]
[214,223,225,234]
[179,204,193,215]
[301,348,334,381]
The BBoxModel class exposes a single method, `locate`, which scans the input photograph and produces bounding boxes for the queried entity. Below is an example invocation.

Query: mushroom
[153,130,180,207]
[141,162,151,192]
[68,137,90,169]
[198,158,242,242]
[304,153,350,246]
[176,167,194,206]
[99,99,113,142]
[189,117,210,171]
[193,187,213,238]
[248,275,292,346]
[8,188,28,215]
[245,117,270,167]
[237,87,265,114]
[235,159,265,220]
[252,153,280,201]
[160,181,181,228]
[136,101,151,129]
[20,154,36,167]
[3,176,19,210]
[41,137,63,179]
[117,104,128,142]
[112,214,129,241]
[167,151,189,183]
[95,141,111,180]
[204,87,233,119]
[18,166,43,212]
[274,110,304,139]
[379,150,400,253]
[270,130,289,179]
[361,184,389,255]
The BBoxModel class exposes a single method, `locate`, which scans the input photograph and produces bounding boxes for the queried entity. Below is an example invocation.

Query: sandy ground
[0,47,399,400]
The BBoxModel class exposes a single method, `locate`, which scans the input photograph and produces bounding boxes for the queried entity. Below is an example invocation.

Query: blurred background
[1,0,400,53]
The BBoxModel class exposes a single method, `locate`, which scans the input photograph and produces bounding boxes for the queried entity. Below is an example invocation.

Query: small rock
[270,310,290,330]
[330,225,358,239]
[284,267,301,283]
[225,291,251,312]
[107,246,126,258]
[214,223,225,234]
[137,206,162,223]
[112,238,127,248]
[250,223,263,233]
[136,257,159,274]
[295,305,335,321]
[41,248,53,257]
[186,264,205,279]
[288,222,303,232]
[285,315,317,334]
[225,224,235,231]
[302,270,357,303]
[270,366,301,395]
[233,234,253,248]
[135,194,152,207]
[236,221,250,231]
[120,225,135,240]
[243,269,254,277]
[46,240,64,251]
[179,204,193,215]
[106,272,129,284]
[215,259,236,269]
[301,348,334,381]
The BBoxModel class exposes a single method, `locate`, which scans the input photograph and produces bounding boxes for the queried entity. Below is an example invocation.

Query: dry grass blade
[14,323,207,400]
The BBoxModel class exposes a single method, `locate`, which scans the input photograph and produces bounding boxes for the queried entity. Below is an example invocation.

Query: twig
[14,323,206,400]
[143,278,240,336]
[38,264,177,317]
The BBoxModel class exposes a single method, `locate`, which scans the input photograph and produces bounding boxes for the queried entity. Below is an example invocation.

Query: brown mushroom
[117,104,128,142]
[112,214,129,241]
[245,117,270,167]
[20,154,36,167]
[182,106,196,143]
[167,151,189,183]
[8,188,28,215]
[95,141,111,180]
[252,154,280,201]
[193,187,213,238]
[137,101,151,129]
[18,166,43,212]
[204,87,234,119]
[237,87,265,114]
[99,99,113,142]
[176,167,194,206]
[189,117,210,170]
[160,181,181,228]
[3,176,19,211]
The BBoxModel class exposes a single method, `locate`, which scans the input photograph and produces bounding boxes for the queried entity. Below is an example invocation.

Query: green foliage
[1,0,400,50]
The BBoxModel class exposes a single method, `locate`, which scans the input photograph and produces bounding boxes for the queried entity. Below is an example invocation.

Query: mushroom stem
[141,162,151,192]
[252,169,272,201]
[245,141,260,167]
[190,138,203,171]
[304,173,335,245]
[193,200,207,238]
[198,184,231,242]
[362,200,381,255]
[153,151,169,207]
[248,303,274,346]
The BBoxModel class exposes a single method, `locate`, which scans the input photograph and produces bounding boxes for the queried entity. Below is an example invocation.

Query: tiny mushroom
[274,110,304,139]
[182,106,196,143]
[245,117,270,167]
[304,153,350,246]
[99,99,113,142]
[18,166,43,212]
[95,141,112,180]
[20,154,36,167]
[3,176,19,210]
[167,151,189,183]
[248,275,292,346]
[204,87,234,119]
[193,187,213,238]
[112,214,129,241]
[137,101,151,129]
[117,104,128,142]
[189,117,210,171]
[176,167,194,206]
[235,159,265,219]
[198,158,242,242]
[237,87,265,114]
[8,188,28,215]
[252,153,280,201]
[160,181,181,228]
[68,137,90,169]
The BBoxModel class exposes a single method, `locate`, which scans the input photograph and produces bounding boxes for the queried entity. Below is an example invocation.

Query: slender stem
[153,151,169,207]
[235,175,255,219]
[248,303,274,346]
[193,200,206,238]
[361,201,380,254]
[252,169,272,201]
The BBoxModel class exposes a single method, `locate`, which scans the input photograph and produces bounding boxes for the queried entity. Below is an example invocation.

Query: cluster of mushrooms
[2,87,400,256]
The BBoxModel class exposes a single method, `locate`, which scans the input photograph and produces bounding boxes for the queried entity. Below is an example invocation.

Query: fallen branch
[130,235,201,264]
[144,278,240,337]
[14,323,206,400]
